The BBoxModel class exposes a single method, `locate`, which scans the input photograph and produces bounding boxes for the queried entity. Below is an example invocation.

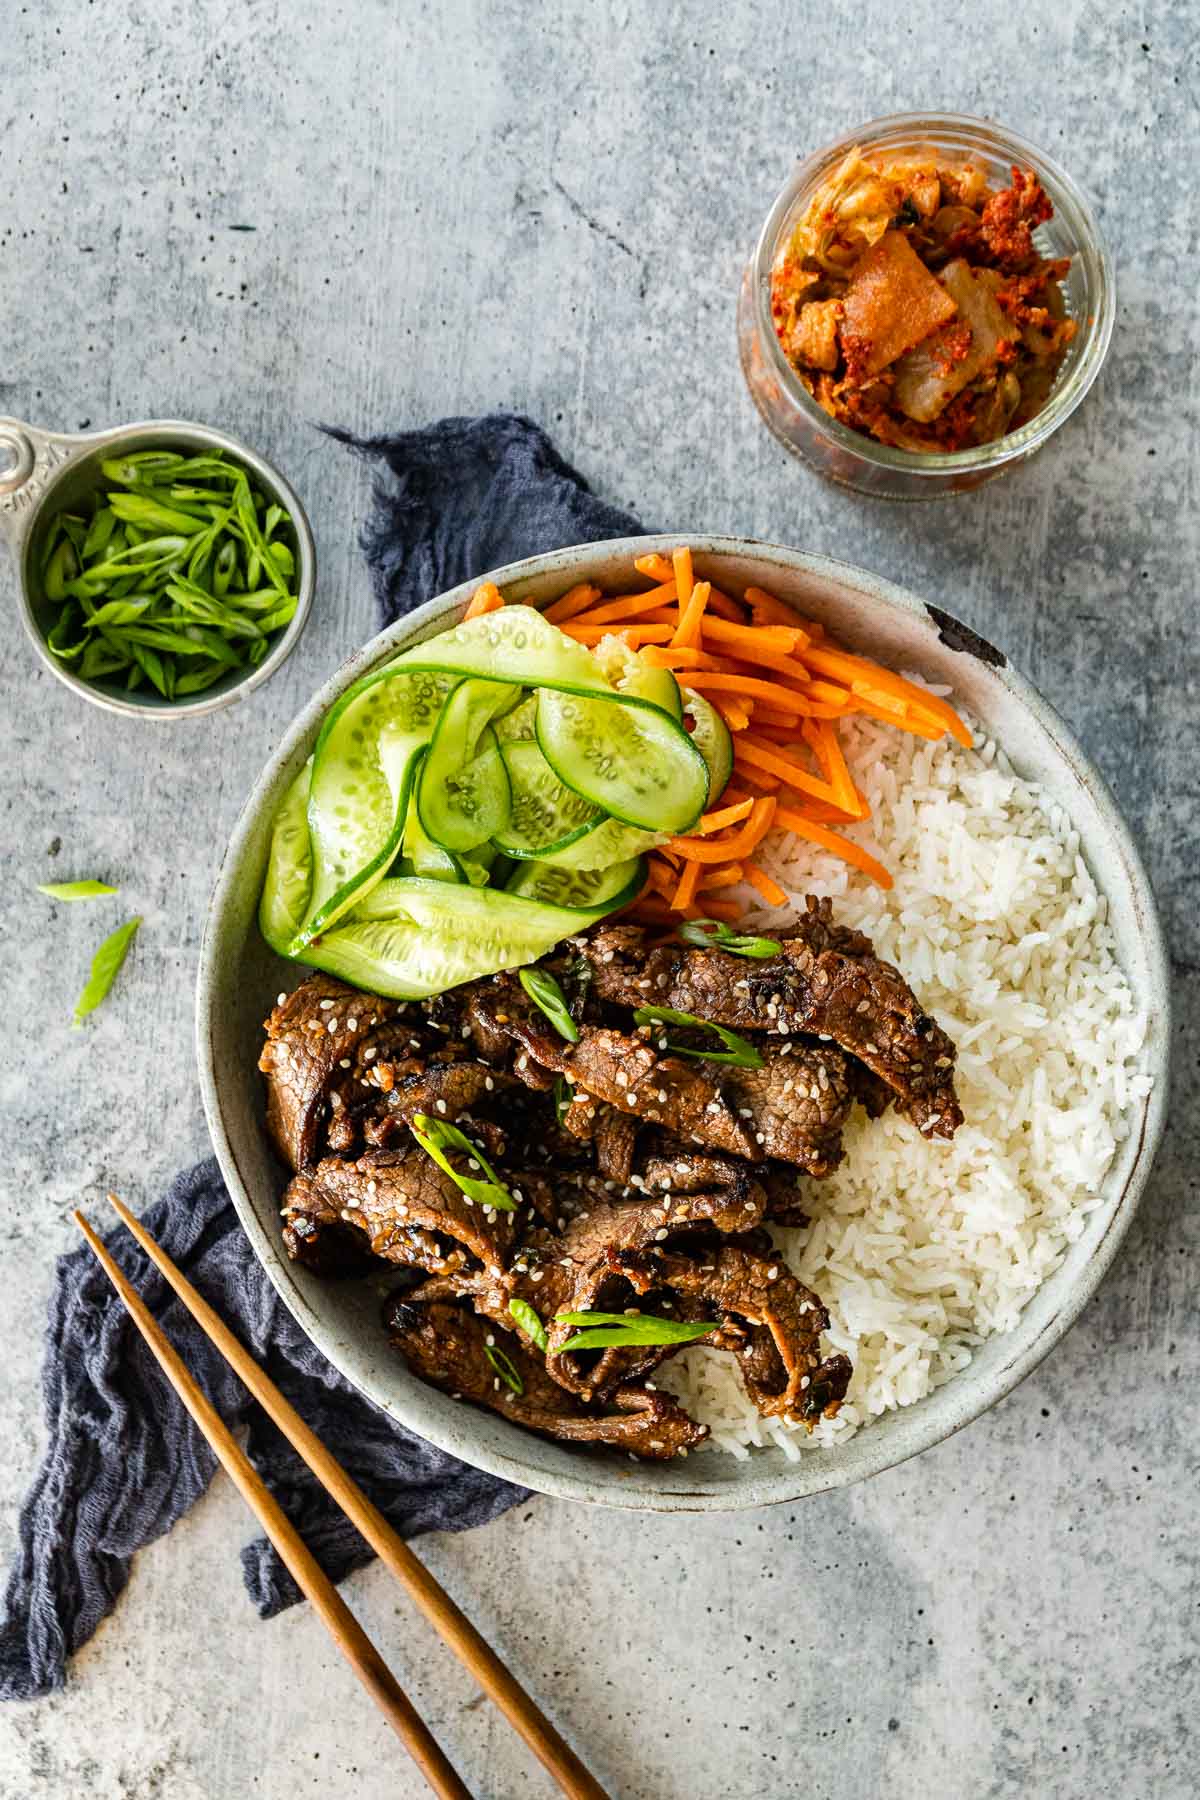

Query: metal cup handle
[0,417,97,554]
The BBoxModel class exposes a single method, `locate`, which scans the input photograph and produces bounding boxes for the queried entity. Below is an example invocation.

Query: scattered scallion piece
[37,449,300,703]
[37,880,118,901]
[409,1113,516,1212]
[551,1075,573,1127]
[632,1004,763,1069]
[518,966,580,1042]
[483,1343,525,1395]
[507,1298,549,1354]
[73,916,141,1028]
[552,1310,717,1354]
[676,918,782,958]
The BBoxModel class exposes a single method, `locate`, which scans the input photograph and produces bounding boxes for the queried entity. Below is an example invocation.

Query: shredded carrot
[699,862,745,890]
[672,578,710,650]
[562,623,675,647]
[709,694,755,731]
[542,582,603,624]
[688,895,742,921]
[641,645,724,671]
[672,547,694,615]
[634,553,675,582]
[752,705,813,730]
[682,671,811,711]
[734,735,842,807]
[696,796,755,834]
[743,862,789,907]
[809,719,862,818]
[704,586,749,623]
[463,582,504,619]
[744,586,800,627]
[569,584,677,628]
[774,806,894,888]
[672,859,702,910]
[801,643,970,744]
[701,617,809,657]
[667,796,777,864]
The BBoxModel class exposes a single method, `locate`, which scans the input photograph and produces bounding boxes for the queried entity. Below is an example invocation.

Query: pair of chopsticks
[75,1197,609,1800]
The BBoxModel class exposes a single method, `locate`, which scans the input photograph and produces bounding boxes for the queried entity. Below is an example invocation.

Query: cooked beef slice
[286,1145,518,1277]
[561,1098,639,1185]
[616,1244,852,1425]
[583,897,962,1138]
[259,975,414,1171]
[384,1300,708,1459]
[721,1042,853,1174]
[279,1170,382,1278]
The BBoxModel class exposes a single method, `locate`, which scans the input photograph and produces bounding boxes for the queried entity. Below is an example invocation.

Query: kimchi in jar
[738,115,1115,499]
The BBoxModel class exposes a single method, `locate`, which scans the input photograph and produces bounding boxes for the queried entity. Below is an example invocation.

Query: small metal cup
[0,416,316,719]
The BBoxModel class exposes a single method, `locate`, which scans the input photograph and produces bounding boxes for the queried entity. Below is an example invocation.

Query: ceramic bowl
[196,536,1170,1511]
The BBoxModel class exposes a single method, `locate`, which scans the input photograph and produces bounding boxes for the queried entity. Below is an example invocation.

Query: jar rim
[750,111,1116,476]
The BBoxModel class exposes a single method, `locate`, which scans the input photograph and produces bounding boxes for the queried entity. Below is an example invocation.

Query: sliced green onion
[73,916,141,1027]
[632,1003,763,1069]
[37,880,118,901]
[508,1298,549,1353]
[552,1309,717,1354]
[552,1075,572,1127]
[677,918,782,958]
[518,966,579,1041]
[483,1342,525,1394]
[409,1113,515,1212]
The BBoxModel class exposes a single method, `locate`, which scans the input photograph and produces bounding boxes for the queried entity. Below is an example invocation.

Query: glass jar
[737,112,1115,501]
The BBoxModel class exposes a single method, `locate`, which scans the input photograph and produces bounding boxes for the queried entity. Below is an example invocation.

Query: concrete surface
[1,2,1196,1796]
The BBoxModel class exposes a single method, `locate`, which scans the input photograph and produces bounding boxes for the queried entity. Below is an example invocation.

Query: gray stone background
[1,2,1195,1796]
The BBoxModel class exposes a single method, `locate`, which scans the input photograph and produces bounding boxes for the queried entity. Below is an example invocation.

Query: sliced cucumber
[592,636,683,721]
[402,757,464,882]
[491,740,601,859]
[297,669,456,944]
[259,758,313,954]
[494,695,538,743]
[296,874,642,998]
[503,855,645,912]
[522,813,664,871]
[387,605,618,696]
[417,679,518,852]
[683,691,733,801]
[535,688,708,832]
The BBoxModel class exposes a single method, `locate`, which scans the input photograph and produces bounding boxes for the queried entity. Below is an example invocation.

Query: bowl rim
[197,534,1171,1511]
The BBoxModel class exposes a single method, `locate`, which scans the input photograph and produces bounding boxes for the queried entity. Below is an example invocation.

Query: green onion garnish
[677,918,782,959]
[508,1298,549,1353]
[37,880,118,901]
[551,1310,717,1354]
[484,1342,525,1395]
[518,967,579,1041]
[552,1075,573,1127]
[73,916,141,1027]
[409,1113,516,1212]
[632,1004,763,1070]
[37,450,299,703]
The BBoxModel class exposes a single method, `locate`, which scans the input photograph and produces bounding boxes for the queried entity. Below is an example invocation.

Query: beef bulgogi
[260,899,962,1460]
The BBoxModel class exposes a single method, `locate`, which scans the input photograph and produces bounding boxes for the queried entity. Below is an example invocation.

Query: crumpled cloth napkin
[0,413,645,1701]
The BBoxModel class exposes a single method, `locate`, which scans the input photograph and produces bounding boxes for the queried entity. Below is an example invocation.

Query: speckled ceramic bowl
[196,537,1170,1511]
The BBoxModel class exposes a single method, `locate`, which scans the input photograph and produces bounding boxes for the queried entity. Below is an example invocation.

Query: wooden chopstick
[103,1194,611,1800]
[72,1210,472,1800]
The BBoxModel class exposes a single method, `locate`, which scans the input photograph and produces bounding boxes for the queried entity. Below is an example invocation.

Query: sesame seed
[658,1089,668,1104]
[654,1228,668,1242]
[347,1016,358,1031]
[800,1376,810,1389]
[367,1180,377,1194]
[319,998,335,1010]
[486,1334,495,1346]
[339,1058,351,1069]
[615,1070,628,1086]
[277,991,287,1006]
[755,1132,765,1145]
[435,1099,448,1114]
[767,1266,779,1281]
[326,1020,338,1034]
[530,1270,544,1283]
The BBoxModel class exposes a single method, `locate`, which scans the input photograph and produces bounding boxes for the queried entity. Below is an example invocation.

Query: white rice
[656,691,1152,1458]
